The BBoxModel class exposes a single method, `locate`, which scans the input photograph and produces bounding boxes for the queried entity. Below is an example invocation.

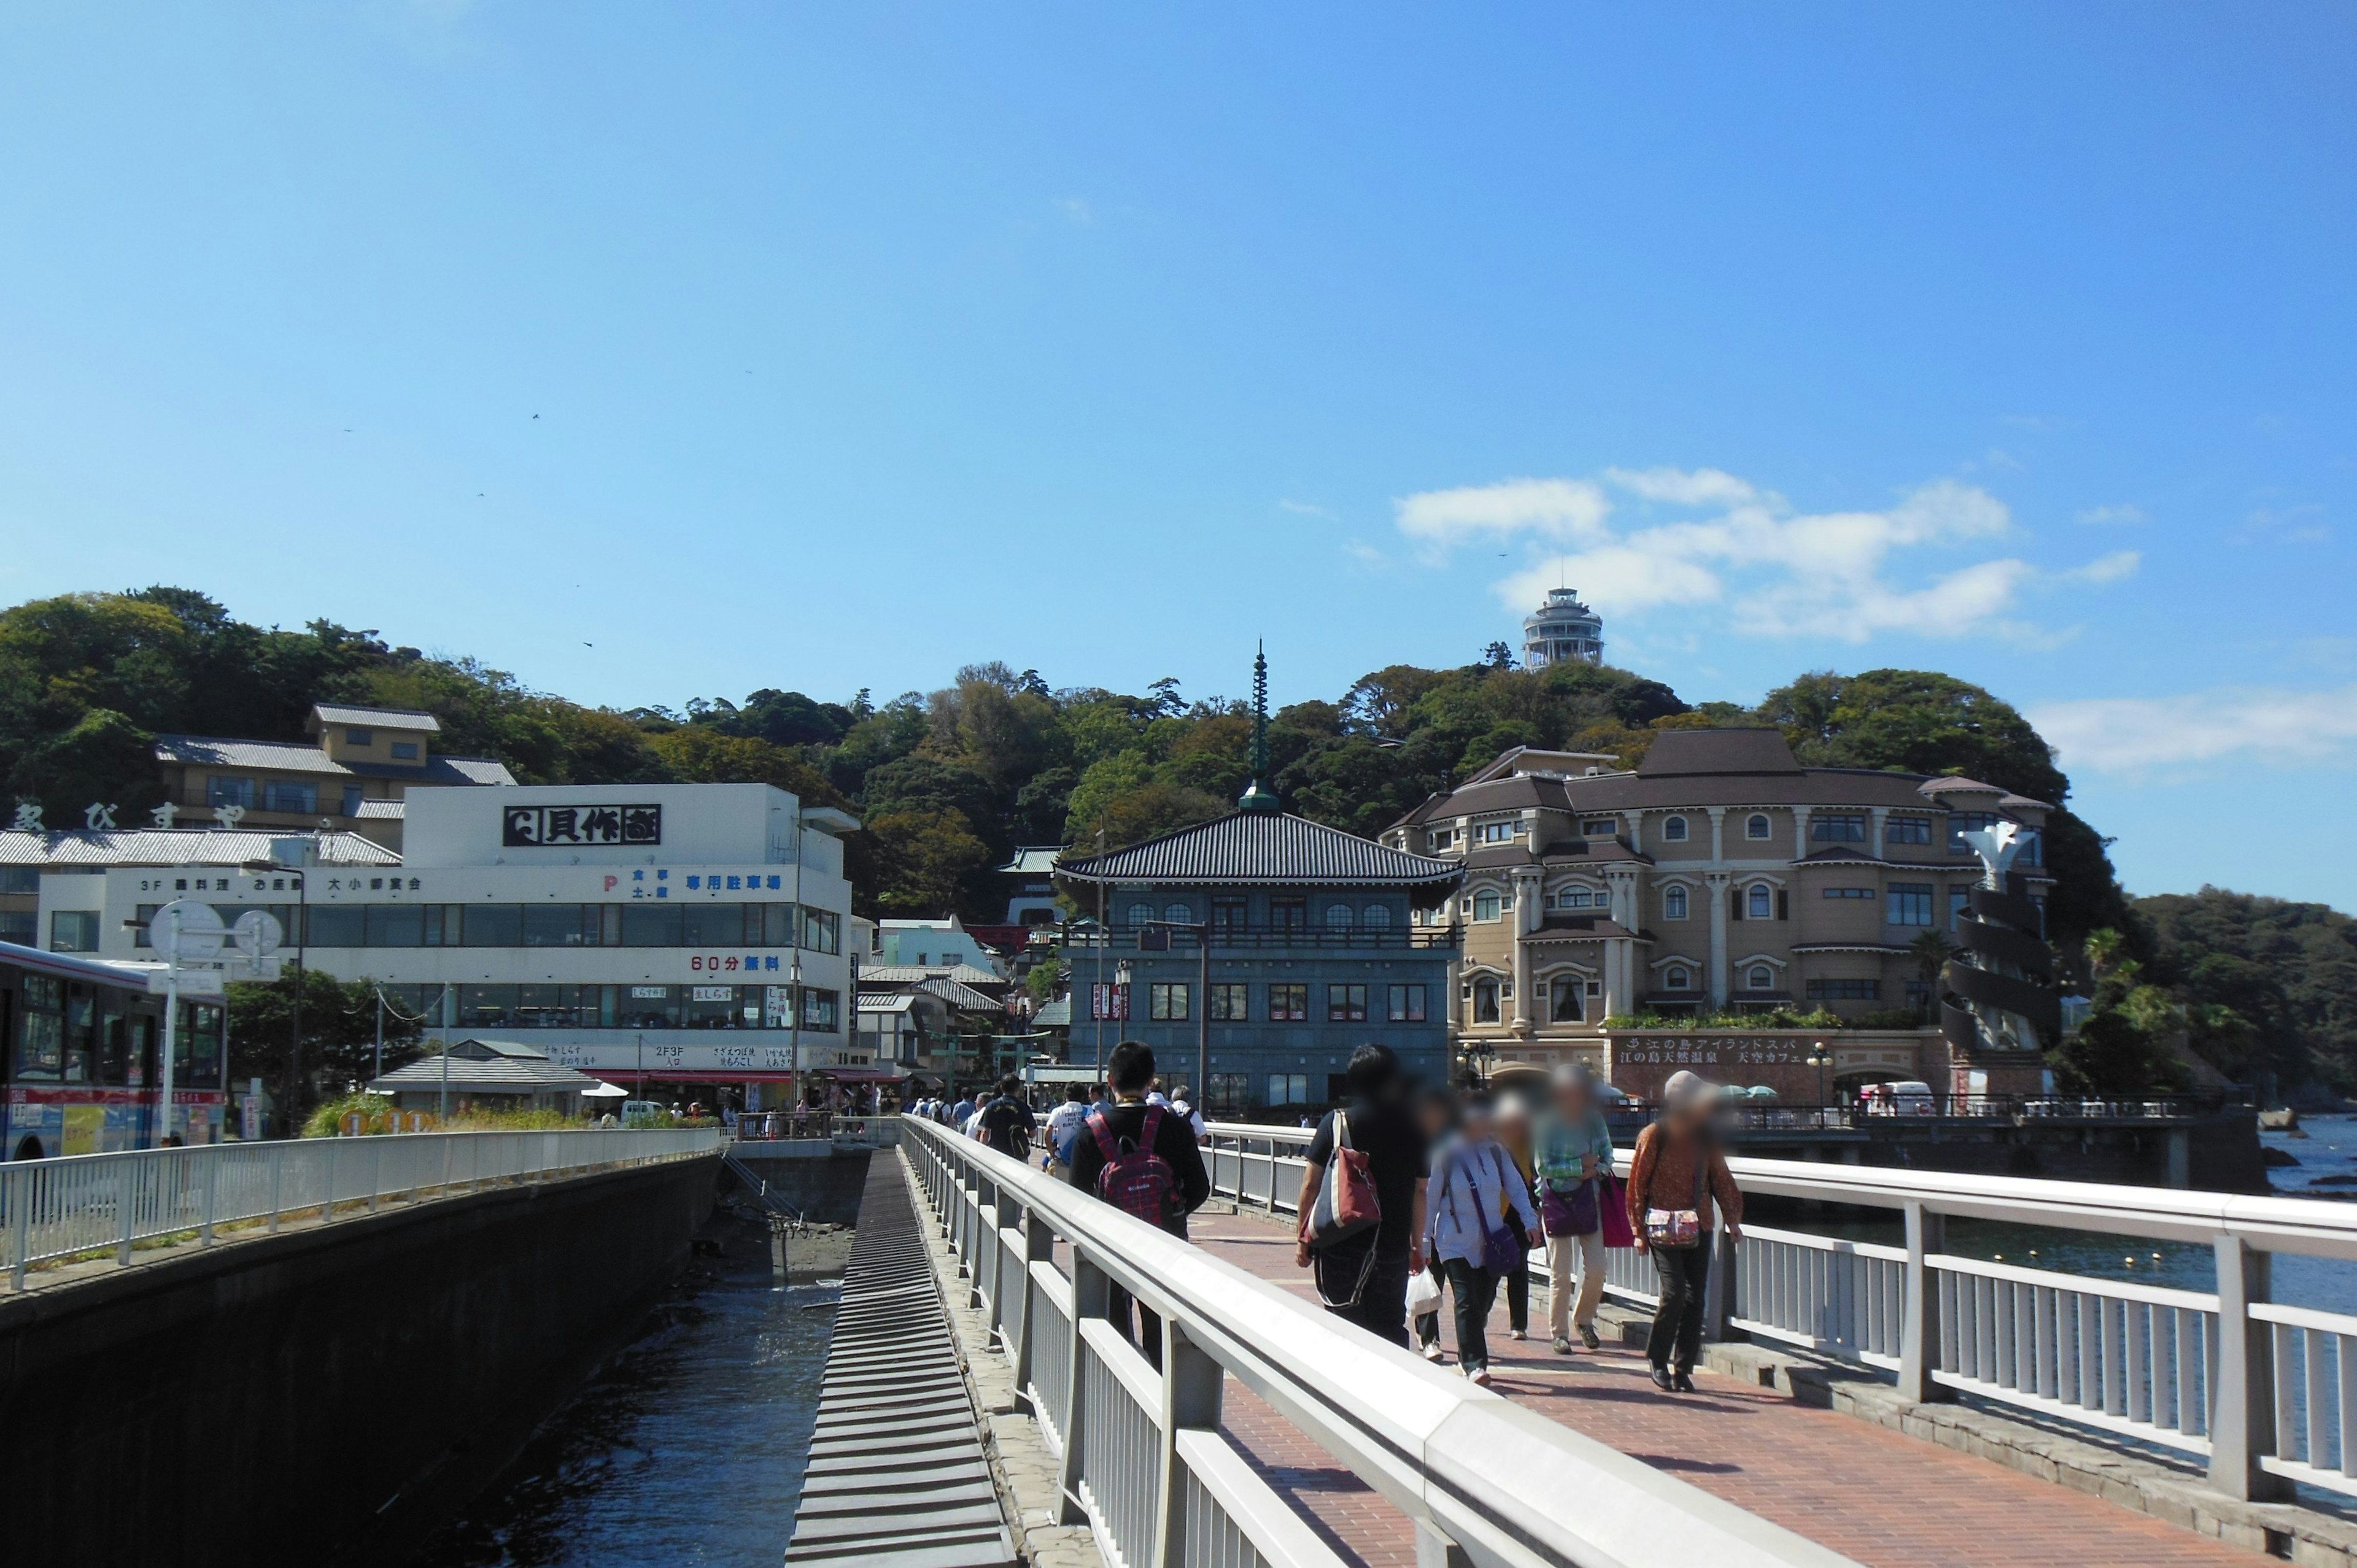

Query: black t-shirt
[1307,1098,1430,1252]
[977,1096,1037,1160]
[1066,1100,1211,1227]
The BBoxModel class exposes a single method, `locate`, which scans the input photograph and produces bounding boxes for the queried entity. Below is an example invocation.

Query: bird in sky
[532,414,540,420]
[583,641,594,647]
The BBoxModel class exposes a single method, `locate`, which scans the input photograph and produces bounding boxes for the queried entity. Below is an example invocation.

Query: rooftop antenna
[1236,641,1280,813]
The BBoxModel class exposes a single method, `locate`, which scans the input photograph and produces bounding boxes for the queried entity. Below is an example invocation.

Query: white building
[1522,587,1604,669]
[43,781,864,1110]
[873,915,1000,975]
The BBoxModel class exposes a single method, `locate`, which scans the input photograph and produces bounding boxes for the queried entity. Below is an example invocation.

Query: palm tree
[2083,927,2125,980]
[1909,930,1955,1022]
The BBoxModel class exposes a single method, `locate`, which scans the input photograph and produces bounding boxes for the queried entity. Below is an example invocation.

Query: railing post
[1057,1250,1110,1526]
[322,1135,336,1223]
[200,1151,219,1246]
[268,1144,284,1233]
[1012,1207,1054,1415]
[2211,1236,2289,1500]
[117,1156,137,1266]
[1153,1318,1225,1568]
[989,1183,1022,1350]
[1416,1520,1474,1568]
[7,1165,28,1291]
[1899,1200,1947,1403]
[1704,1224,1736,1342]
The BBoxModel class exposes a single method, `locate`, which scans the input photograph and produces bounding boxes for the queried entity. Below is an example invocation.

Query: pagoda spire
[1237,641,1280,813]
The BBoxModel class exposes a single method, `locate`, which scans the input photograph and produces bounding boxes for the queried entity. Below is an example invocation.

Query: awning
[813,1067,911,1083]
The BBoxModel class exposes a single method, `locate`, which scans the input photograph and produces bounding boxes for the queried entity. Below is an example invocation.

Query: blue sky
[2,6,2353,907]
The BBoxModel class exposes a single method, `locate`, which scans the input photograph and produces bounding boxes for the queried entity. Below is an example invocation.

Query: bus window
[99,1006,130,1085]
[16,974,64,1079]
[64,986,96,1081]
[185,1003,225,1089]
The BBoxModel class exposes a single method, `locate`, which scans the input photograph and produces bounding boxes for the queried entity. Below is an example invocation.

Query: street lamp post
[1807,1041,1832,1122]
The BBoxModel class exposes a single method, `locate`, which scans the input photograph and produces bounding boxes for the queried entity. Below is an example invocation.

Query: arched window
[1746,814,1771,841]
[1361,903,1390,927]
[1127,902,1154,926]
[1666,967,1692,991]
[1472,889,1503,922]
[1749,966,1774,991]
[1662,815,1689,842]
[1325,904,1353,928]
[1663,886,1689,920]
[1747,883,1773,919]
[1164,901,1192,923]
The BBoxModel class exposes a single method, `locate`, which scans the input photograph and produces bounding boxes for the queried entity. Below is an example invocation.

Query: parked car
[1863,1080,1937,1116]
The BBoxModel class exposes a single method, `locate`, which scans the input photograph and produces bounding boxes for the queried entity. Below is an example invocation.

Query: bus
[1,940,230,1159]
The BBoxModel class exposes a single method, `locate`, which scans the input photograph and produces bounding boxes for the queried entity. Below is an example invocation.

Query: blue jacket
[1425,1134,1541,1267]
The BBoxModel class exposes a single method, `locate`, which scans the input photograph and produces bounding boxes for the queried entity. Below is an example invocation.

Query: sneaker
[1469,1368,1493,1387]
[1672,1370,1698,1392]
[1649,1365,1675,1392]
[1509,1329,1528,1341]
[1579,1323,1601,1351]
[1550,1336,1574,1355]
[1422,1342,1445,1363]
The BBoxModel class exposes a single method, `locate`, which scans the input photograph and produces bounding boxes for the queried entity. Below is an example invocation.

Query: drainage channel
[784,1152,1019,1568]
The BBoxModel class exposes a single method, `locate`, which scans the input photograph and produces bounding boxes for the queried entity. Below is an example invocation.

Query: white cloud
[1393,478,1610,554]
[1342,539,1390,570]
[2076,504,2145,526]
[1278,498,1336,520]
[2062,550,2141,585]
[1400,466,2131,646]
[2032,685,2357,774]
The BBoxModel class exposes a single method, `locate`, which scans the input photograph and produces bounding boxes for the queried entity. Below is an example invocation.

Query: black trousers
[1442,1257,1501,1373]
[1110,1283,1163,1369]
[1504,1246,1530,1334]
[1320,1241,1413,1348]
[1646,1240,1713,1371]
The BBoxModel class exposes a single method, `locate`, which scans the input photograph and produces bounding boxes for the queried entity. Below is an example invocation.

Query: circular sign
[151,899,226,962]
[231,908,284,958]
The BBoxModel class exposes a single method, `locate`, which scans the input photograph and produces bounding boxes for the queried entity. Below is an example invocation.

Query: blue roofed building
[1053,650,1463,1115]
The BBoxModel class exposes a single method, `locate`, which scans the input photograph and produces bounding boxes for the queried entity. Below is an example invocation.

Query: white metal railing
[1203,1121,2357,1505]
[2,1127,721,1290]
[904,1116,1856,1568]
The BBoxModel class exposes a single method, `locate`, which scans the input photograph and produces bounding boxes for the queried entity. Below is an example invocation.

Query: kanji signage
[501,803,661,848]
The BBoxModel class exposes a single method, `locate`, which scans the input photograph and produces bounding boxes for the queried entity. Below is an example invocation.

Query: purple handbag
[1541,1178,1600,1237]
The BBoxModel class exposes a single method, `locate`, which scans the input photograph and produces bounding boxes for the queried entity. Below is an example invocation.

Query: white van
[1863,1081,1937,1116]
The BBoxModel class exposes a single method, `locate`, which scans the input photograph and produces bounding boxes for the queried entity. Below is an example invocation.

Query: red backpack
[1087,1105,1179,1230]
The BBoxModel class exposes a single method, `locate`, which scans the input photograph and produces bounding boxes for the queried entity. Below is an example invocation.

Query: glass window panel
[520,903,594,948]
[366,903,425,946]
[622,903,684,946]
[679,904,745,948]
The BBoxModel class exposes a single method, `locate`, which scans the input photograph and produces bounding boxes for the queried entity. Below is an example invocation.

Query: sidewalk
[1191,1211,2265,1568]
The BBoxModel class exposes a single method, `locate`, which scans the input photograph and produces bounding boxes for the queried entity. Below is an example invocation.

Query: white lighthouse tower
[1521,587,1604,668]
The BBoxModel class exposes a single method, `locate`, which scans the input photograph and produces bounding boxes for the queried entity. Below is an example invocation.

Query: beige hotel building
[1380,728,2054,1083]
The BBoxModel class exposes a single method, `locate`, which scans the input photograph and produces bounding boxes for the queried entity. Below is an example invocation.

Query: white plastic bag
[1405,1267,1443,1318]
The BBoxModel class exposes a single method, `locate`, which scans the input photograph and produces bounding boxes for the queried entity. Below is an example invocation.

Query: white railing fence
[2,1127,721,1290]
[902,1116,1856,1568]
[1202,1120,2357,1504]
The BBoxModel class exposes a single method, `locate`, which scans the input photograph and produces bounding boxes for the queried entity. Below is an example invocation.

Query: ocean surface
[406,1222,838,1568]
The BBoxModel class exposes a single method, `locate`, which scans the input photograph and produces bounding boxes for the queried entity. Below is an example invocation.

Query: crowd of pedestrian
[912,1049,1742,1396]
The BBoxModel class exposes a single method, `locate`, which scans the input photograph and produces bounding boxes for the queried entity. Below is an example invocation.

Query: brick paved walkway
[1193,1213,2261,1568]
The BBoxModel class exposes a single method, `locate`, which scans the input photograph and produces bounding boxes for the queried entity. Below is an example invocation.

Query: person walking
[1067,1041,1210,1366]
[1492,1099,1538,1342]
[1424,1095,1538,1386]
[1293,1045,1430,1348]
[1408,1087,1455,1361]
[1627,1070,1743,1392]
[976,1074,1038,1161]
[1536,1064,1616,1355]
[1041,1081,1091,1180]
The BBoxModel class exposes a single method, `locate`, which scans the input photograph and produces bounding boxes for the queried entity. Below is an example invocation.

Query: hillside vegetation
[12,585,2347,1085]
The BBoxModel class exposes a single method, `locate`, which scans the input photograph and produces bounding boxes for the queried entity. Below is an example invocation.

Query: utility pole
[1093,827,1107,1081]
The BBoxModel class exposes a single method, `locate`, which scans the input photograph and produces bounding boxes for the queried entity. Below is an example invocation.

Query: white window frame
[1662,814,1689,841]
[1745,813,1771,841]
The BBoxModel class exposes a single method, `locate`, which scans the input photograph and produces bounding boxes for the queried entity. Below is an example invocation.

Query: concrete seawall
[0,1151,719,1568]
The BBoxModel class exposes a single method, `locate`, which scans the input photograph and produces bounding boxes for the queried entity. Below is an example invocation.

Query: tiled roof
[0,828,401,867]
[857,963,1002,986]
[368,1042,600,1095]
[1918,776,2005,798]
[353,799,406,819]
[1055,811,1461,890]
[856,993,926,1015]
[1526,916,1641,941]
[1034,996,1072,1027]
[312,703,441,732]
[1637,728,1804,778]
[344,755,518,786]
[997,847,1062,875]
[916,976,1004,1011]
[155,735,350,775]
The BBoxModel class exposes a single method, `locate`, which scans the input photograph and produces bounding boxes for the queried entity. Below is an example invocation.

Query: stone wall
[0,1153,718,1568]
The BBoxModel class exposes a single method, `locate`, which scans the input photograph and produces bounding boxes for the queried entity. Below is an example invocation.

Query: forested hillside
[0,587,2131,951]
[2132,889,2357,1094]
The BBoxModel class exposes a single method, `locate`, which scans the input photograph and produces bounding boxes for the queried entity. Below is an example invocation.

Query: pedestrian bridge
[905,1116,2357,1568]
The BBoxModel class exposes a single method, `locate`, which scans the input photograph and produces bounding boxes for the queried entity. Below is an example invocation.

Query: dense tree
[223,969,424,1126]
[2134,889,2357,1092]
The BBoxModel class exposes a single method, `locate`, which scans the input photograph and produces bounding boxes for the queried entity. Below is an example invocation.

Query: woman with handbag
[1626,1070,1743,1392]
[1492,1099,1539,1342]
[1536,1064,1617,1355]
[1423,1095,1541,1385]
[1293,1046,1431,1348]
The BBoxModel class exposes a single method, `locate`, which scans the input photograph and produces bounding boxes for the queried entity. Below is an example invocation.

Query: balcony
[1065,923,1461,952]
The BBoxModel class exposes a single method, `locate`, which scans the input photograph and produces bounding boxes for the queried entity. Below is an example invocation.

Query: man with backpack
[1066,1042,1210,1367]
[1040,1081,1092,1181]
[975,1075,1038,1161]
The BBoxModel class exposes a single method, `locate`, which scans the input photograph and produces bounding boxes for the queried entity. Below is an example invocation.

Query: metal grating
[784,1153,1019,1568]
